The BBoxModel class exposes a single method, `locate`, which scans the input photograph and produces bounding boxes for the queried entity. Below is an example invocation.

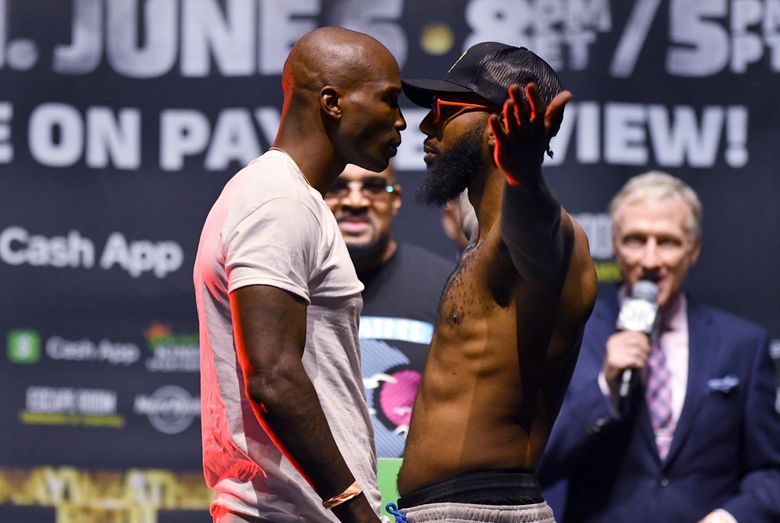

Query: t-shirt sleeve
[224,197,319,303]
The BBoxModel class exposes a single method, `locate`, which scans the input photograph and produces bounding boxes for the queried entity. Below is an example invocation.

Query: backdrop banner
[2,1,778,521]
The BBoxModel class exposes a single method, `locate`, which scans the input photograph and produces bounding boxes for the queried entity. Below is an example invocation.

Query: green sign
[7,329,42,364]
[377,457,402,518]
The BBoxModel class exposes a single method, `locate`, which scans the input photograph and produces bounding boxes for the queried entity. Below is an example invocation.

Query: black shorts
[398,470,543,509]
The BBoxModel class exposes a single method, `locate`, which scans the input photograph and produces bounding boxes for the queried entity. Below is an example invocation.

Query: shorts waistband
[398,470,542,509]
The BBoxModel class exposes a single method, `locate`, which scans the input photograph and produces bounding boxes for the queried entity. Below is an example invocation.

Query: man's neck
[469,170,504,240]
[352,239,398,274]
[274,118,344,195]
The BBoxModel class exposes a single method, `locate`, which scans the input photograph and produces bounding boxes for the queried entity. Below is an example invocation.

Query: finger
[620,331,649,346]
[545,89,573,138]
[503,99,521,135]
[525,83,543,126]
[508,84,530,126]
[501,99,510,134]
[488,113,506,142]
[507,84,522,123]
[627,353,647,369]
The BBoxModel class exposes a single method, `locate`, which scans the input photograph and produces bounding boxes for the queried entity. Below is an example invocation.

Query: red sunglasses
[433,96,500,125]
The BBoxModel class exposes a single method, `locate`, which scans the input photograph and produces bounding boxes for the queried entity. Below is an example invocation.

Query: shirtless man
[194,28,405,523]
[391,42,597,522]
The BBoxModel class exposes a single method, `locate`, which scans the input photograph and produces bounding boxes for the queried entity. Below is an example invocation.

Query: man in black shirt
[326,163,454,458]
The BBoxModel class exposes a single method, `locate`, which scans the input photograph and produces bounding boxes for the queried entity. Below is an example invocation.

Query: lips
[423,142,437,165]
[338,217,371,234]
[637,274,665,303]
[387,139,401,157]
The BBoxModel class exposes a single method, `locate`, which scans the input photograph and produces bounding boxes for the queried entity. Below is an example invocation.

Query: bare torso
[398,215,596,495]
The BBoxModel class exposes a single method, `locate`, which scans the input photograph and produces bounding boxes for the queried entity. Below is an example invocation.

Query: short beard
[416,123,485,207]
[346,233,390,273]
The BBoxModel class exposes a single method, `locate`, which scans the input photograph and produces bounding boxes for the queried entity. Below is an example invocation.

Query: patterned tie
[645,329,674,459]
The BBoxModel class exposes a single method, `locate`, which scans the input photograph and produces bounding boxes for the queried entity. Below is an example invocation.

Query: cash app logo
[7,330,41,364]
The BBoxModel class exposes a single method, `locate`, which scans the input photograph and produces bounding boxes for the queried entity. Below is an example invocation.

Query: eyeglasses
[325,177,396,199]
[433,97,499,125]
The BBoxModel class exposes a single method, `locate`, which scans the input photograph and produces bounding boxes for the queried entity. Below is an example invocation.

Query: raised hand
[487,83,572,186]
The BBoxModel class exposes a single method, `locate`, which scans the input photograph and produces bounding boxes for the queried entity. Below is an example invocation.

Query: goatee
[416,124,486,207]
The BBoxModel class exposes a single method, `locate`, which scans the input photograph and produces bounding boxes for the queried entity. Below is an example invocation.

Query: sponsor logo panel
[134,385,200,435]
[145,323,199,373]
[4,321,203,372]
[21,386,124,428]
[0,226,183,279]
[7,329,41,364]
[0,466,212,523]
[573,212,621,283]
[6,328,141,367]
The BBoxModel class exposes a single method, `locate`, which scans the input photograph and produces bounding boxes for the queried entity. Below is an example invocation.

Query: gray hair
[609,171,702,242]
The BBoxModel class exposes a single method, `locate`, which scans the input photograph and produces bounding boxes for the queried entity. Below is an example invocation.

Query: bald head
[282,27,397,101]
[274,27,405,182]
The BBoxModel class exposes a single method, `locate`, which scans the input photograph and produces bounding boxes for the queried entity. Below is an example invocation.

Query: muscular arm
[500,179,563,282]
[489,83,572,282]
[230,285,379,523]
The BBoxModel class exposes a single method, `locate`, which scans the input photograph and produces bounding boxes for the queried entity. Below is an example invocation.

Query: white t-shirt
[193,150,379,522]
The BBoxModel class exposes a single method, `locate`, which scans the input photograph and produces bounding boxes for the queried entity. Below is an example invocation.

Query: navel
[449,310,463,324]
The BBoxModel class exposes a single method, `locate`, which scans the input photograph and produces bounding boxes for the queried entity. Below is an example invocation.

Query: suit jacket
[538,289,780,523]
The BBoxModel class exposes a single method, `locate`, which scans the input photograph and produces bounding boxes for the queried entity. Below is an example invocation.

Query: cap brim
[401,79,474,108]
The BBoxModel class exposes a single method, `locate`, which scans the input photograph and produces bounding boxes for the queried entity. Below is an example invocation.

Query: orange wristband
[322,481,362,510]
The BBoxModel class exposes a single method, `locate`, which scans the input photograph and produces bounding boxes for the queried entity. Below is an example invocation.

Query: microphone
[615,280,659,399]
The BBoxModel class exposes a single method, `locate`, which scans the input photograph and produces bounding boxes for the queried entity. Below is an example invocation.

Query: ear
[320,86,341,119]
[689,239,702,265]
[486,116,497,148]
[391,184,402,215]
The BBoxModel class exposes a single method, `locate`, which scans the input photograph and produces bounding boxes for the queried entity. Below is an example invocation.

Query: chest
[440,242,517,319]
[309,212,363,299]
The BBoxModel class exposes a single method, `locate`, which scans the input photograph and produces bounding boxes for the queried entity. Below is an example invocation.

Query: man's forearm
[245,361,378,522]
[229,286,377,522]
[245,359,358,499]
[500,178,563,281]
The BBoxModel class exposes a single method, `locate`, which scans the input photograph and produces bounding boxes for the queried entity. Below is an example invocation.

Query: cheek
[665,252,691,272]
[352,109,386,139]
[371,207,394,230]
[615,248,642,269]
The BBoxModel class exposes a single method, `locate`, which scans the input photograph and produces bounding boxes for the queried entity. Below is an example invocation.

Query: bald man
[194,27,406,523]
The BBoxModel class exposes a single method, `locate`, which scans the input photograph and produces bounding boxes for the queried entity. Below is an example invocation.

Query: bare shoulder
[443,211,596,326]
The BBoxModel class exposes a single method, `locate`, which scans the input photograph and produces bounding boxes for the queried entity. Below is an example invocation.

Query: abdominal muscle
[396,214,594,498]
[397,261,557,496]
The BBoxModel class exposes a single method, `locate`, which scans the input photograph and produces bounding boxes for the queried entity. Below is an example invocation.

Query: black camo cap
[402,42,561,109]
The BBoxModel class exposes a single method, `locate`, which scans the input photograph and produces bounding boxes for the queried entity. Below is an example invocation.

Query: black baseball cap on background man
[402,41,562,109]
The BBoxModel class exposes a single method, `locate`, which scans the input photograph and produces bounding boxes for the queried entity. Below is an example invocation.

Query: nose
[342,182,370,209]
[396,108,407,132]
[640,238,661,271]
[419,109,436,136]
